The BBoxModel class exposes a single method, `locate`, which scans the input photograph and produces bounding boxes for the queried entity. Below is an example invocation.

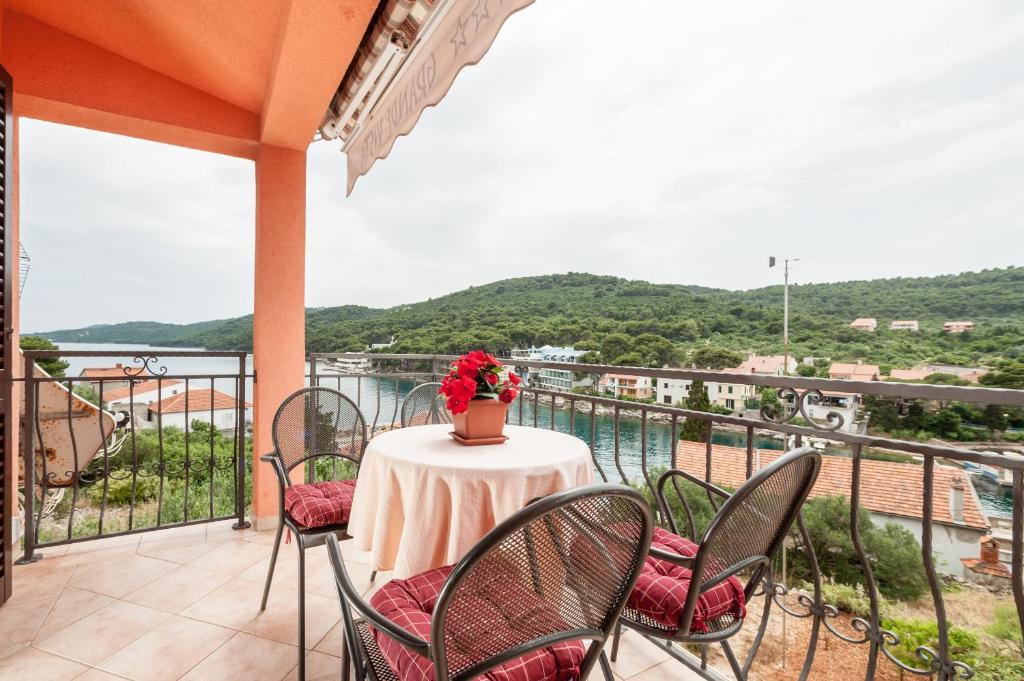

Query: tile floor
[0,521,704,681]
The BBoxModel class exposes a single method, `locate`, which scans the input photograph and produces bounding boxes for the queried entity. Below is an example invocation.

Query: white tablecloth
[347,424,593,578]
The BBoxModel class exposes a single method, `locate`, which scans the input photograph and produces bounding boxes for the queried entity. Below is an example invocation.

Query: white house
[510,345,591,392]
[102,379,184,408]
[890,320,919,331]
[849,318,878,332]
[658,372,753,411]
[600,374,653,400]
[147,388,252,432]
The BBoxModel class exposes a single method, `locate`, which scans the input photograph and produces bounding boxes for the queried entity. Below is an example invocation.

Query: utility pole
[769,257,798,376]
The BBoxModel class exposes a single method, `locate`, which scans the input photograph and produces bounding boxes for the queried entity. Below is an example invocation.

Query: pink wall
[251,144,307,528]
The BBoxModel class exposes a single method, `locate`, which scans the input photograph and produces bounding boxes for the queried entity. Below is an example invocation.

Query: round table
[347,424,594,578]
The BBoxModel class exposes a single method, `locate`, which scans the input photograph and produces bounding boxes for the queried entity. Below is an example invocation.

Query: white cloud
[19,0,1024,329]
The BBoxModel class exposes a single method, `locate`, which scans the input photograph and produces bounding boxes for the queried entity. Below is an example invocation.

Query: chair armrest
[647,545,695,569]
[657,469,731,501]
[324,536,430,657]
[259,452,292,489]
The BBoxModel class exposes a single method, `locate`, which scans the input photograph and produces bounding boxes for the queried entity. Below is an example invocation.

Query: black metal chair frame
[399,382,450,428]
[327,483,655,681]
[260,386,369,681]
[610,447,821,681]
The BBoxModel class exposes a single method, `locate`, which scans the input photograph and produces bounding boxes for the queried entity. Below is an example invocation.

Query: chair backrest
[431,484,652,681]
[400,382,451,427]
[686,447,820,612]
[271,387,368,479]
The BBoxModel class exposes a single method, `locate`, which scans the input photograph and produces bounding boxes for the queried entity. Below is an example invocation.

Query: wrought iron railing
[17,350,250,563]
[310,352,1024,681]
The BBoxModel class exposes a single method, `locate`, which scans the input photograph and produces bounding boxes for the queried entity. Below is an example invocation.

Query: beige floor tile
[74,670,131,680]
[56,545,139,569]
[178,632,296,681]
[8,564,76,605]
[243,588,339,648]
[606,629,671,679]
[0,643,27,662]
[188,540,269,575]
[180,577,284,630]
[312,622,344,657]
[205,522,255,544]
[238,551,301,586]
[97,615,234,681]
[627,657,706,681]
[35,600,170,666]
[34,588,115,643]
[68,555,177,599]
[0,646,88,681]
[283,650,342,681]
[0,598,51,646]
[137,524,208,546]
[136,538,226,564]
[122,564,231,613]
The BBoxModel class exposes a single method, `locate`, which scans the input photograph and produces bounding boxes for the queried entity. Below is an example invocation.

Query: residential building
[78,364,137,392]
[510,345,591,392]
[736,354,798,376]
[102,379,185,425]
[658,371,754,412]
[829,361,881,381]
[147,389,252,432]
[943,321,974,333]
[925,363,988,383]
[849,318,878,332]
[890,320,919,331]
[889,368,931,382]
[676,441,990,575]
[599,374,653,400]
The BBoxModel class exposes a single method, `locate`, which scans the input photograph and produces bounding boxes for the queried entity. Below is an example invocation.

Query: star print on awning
[319,0,535,195]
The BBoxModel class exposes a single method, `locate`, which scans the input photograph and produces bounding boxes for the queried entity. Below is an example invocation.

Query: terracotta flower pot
[451,398,508,445]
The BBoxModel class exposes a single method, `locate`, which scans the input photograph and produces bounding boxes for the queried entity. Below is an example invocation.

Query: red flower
[499,388,516,403]
[484,372,498,386]
[508,372,521,386]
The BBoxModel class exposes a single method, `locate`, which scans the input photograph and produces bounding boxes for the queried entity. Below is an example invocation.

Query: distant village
[507,342,988,437]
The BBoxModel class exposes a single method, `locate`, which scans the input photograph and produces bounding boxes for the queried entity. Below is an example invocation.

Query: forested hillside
[37,268,1024,370]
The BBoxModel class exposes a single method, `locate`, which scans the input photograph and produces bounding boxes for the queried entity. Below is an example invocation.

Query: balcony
[5,350,1022,680]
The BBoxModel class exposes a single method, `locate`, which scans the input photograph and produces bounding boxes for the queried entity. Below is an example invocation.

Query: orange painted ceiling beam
[259,0,378,151]
[2,10,261,158]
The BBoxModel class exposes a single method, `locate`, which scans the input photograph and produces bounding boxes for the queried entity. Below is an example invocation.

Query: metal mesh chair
[259,387,368,681]
[399,382,451,427]
[611,446,821,681]
[327,483,654,681]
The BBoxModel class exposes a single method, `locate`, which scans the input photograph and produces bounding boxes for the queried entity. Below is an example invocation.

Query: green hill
[35,268,1024,369]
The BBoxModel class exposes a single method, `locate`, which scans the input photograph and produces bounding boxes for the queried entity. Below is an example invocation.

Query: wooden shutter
[0,63,12,607]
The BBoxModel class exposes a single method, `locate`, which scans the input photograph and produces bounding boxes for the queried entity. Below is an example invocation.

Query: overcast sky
[20,0,1024,332]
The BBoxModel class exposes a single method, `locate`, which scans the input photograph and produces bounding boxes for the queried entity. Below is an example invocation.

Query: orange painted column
[252,144,306,529]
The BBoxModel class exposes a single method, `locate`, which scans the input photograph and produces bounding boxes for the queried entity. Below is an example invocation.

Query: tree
[689,346,744,370]
[796,364,817,377]
[790,495,927,600]
[20,336,69,376]
[982,404,1009,437]
[600,333,631,364]
[679,380,711,442]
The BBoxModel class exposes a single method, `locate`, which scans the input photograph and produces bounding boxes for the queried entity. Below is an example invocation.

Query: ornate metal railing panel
[18,350,250,562]
[310,352,1024,680]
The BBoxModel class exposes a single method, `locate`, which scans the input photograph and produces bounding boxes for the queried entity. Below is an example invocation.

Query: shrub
[87,472,160,505]
[789,495,927,601]
[987,604,1023,656]
[811,579,893,620]
[881,618,979,669]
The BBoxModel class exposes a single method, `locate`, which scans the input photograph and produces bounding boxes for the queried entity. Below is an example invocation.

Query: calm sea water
[51,343,1013,517]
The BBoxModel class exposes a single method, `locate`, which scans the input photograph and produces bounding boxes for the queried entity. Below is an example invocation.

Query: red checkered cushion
[283,480,356,528]
[369,564,585,681]
[628,527,746,634]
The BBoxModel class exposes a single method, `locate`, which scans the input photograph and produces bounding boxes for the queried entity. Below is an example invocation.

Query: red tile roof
[79,363,131,378]
[148,389,251,415]
[103,379,183,402]
[829,362,881,380]
[675,441,988,531]
[888,368,931,382]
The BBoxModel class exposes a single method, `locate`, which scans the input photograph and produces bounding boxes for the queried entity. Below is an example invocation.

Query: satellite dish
[19,243,30,295]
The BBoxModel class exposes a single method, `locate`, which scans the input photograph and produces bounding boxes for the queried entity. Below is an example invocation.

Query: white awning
[320,0,534,195]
